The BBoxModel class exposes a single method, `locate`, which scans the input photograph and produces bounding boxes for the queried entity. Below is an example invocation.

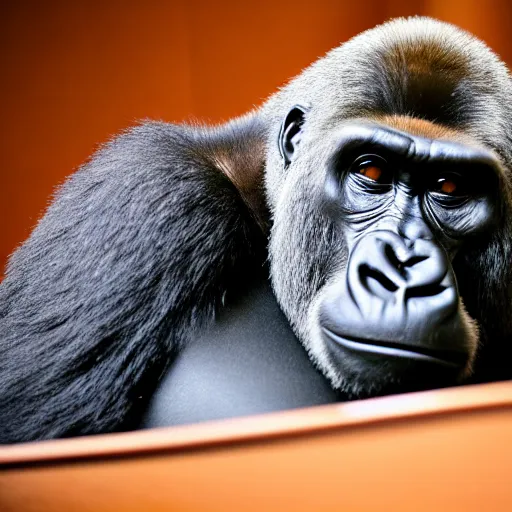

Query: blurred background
[1,0,511,276]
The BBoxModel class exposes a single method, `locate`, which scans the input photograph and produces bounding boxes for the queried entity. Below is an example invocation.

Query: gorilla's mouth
[322,328,467,368]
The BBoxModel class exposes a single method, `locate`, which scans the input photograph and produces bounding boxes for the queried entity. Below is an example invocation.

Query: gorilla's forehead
[263,17,511,154]
[379,116,466,141]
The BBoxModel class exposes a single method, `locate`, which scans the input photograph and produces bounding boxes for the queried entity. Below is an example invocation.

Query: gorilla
[1,17,512,443]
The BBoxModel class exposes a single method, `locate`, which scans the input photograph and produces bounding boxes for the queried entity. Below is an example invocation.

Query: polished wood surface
[1,381,511,511]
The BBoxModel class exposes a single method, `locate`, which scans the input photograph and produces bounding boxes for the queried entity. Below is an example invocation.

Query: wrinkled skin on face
[270,113,510,397]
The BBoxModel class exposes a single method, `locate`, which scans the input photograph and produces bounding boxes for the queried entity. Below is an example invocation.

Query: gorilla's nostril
[359,264,399,299]
[404,283,447,300]
[403,254,429,267]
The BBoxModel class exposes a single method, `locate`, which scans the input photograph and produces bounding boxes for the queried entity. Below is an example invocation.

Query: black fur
[0,120,266,442]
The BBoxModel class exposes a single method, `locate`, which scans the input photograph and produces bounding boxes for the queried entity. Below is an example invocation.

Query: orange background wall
[1,0,511,276]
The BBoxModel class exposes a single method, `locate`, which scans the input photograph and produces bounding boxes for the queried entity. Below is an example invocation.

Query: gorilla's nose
[348,230,456,307]
[320,229,468,376]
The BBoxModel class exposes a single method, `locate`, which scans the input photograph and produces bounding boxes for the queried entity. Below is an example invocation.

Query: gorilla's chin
[320,325,469,397]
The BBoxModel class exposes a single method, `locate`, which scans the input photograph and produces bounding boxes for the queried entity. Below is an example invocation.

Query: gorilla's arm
[0,117,267,443]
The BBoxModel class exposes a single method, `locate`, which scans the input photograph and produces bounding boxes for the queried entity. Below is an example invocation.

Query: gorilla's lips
[322,327,468,368]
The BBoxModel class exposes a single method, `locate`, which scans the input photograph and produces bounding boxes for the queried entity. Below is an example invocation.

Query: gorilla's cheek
[269,166,344,343]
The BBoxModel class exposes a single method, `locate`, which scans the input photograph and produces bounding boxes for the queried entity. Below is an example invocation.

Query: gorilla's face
[270,109,504,397]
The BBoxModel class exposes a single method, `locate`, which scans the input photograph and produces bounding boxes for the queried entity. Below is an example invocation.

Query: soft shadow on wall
[1,0,511,276]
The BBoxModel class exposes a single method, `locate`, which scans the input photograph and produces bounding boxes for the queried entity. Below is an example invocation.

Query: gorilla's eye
[433,173,467,196]
[360,165,382,181]
[351,154,391,184]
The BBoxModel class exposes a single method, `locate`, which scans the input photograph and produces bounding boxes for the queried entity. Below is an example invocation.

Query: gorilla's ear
[279,105,309,166]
